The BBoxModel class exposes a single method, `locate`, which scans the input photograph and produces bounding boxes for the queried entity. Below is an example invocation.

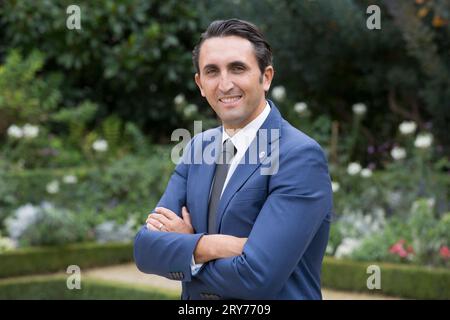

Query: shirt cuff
[190,255,204,276]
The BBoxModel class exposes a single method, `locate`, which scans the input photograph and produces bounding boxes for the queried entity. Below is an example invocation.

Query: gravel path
[84,263,400,300]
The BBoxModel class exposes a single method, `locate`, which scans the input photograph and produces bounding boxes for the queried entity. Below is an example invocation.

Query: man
[134,19,333,300]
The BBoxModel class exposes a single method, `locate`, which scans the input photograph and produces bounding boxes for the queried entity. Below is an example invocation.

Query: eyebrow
[202,61,249,72]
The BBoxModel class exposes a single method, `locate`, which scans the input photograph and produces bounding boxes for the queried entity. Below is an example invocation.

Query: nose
[218,72,234,93]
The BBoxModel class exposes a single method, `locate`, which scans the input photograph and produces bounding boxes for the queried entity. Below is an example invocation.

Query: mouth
[218,95,243,107]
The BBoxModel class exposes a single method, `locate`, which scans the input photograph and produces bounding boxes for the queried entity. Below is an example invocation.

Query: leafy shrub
[5,202,92,246]
[343,199,450,267]
[0,50,61,133]
[0,147,174,245]
[94,219,136,244]
[201,0,450,153]
[1,0,205,140]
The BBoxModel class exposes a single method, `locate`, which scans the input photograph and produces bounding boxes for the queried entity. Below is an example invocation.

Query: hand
[194,234,248,263]
[146,206,194,234]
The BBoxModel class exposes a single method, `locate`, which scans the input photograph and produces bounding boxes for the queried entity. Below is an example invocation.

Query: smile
[219,95,242,106]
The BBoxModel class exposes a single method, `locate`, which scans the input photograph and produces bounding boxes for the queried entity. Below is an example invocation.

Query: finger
[147,223,158,231]
[182,206,192,225]
[146,217,161,228]
[147,217,170,232]
[151,213,172,226]
[155,207,178,220]
[147,219,168,232]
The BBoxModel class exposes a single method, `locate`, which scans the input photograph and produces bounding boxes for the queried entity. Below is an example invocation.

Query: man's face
[195,36,274,130]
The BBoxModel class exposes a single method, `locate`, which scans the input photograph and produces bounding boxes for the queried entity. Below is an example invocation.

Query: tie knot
[222,139,236,164]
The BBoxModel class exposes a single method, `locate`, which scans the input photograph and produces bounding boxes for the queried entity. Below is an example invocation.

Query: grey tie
[208,139,236,234]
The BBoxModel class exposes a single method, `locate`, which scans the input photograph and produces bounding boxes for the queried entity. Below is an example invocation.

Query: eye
[232,66,245,72]
[205,69,217,75]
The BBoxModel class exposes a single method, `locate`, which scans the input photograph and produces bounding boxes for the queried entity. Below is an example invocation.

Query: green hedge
[0,242,134,278]
[0,275,179,299]
[322,257,450,299]
[2,243,450,299]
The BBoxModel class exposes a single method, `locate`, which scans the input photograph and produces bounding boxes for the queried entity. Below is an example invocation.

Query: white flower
[414,133,433,149]
[294,102,308,114]
[7,125,23,139]
[331,181,340,193]
[271,86,286,101]
[92,139,108,152]
[360,168,373,178]
[183,104,198,118]
[5,204,41,239]
[95,218,136,243]
[174,94,185,106]
[399,121,417,135]
[335,238,362,259]
[391,146,406,160]
[347,162,362,176]
[63,175,78,184]
[352,103,367,116]
[40,201,54,211]
[388,191,402,207]
[46,180,60,194]
[0,236,16,252]
[22,124,39,138]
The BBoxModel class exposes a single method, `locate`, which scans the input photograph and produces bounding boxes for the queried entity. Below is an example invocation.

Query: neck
[223,99,266,137]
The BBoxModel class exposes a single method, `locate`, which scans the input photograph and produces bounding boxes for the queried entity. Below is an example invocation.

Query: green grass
[0,274,180,300]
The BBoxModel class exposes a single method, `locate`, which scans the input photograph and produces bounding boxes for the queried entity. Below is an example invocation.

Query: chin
[221,114,248,128]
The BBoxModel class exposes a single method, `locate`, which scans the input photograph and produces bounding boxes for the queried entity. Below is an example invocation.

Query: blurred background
[0,0,449,299]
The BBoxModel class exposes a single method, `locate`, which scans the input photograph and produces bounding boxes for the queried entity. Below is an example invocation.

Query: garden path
[84,263,401,300]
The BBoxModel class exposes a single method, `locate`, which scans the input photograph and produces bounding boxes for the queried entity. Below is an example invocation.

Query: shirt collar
[222,101,271,154]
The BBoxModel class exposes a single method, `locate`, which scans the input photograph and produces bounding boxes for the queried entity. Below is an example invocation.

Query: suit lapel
[194,127,222,233]
[214,101,283,233]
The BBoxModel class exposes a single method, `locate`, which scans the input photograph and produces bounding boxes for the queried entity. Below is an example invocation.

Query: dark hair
[192,19,273,75]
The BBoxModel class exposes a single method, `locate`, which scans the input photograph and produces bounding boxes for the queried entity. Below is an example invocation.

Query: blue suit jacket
[134,101,333,300]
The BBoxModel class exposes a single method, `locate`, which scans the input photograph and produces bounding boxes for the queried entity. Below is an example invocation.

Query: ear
[194,73,205,97]
[262,66,274,92]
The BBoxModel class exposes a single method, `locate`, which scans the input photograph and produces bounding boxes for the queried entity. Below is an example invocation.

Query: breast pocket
[232,187,267,202]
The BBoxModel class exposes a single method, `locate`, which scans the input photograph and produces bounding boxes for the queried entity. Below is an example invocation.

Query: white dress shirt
[191,101,271,275]
[220,101,271,196]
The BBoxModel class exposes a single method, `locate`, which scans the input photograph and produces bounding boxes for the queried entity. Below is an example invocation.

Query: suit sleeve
[133,137,205,282]
[193,143,333,298]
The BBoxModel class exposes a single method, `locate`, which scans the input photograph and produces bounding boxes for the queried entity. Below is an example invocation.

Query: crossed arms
[146,205,247,264]
[134,141,332,299]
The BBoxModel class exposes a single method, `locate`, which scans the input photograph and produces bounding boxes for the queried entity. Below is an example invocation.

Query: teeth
[220,96,241,103]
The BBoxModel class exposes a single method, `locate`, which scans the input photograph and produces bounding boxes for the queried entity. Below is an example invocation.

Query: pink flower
[389,240,414,259]
[440,246,450,260]
[389,243,403,254]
